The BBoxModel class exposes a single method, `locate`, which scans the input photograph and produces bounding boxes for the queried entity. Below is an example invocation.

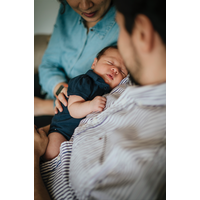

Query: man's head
[114,0,166,85]
[91,46,128,89]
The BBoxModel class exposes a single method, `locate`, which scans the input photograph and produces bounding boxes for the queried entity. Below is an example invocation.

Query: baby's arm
[68,95,106,119]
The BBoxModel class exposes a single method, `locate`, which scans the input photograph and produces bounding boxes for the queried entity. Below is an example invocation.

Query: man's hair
[114,0,166,44]
[96,45,118,60]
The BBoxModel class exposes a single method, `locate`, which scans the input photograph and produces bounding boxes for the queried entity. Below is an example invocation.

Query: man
[34,0,166,199]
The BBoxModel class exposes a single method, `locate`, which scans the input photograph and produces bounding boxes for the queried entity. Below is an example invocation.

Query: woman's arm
[38,5,68,98]
[68,95,107,119]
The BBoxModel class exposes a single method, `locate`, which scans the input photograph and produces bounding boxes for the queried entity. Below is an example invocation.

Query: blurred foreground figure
[34,0,166,199]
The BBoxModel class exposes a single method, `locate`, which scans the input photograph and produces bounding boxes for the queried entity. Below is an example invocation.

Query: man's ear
[91,58,98,69]
[132,14,154,52]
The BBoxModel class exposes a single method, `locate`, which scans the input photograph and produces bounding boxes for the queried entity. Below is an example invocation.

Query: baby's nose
[111,67,119,74]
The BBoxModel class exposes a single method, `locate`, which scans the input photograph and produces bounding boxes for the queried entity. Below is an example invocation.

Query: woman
[34,0,119,127]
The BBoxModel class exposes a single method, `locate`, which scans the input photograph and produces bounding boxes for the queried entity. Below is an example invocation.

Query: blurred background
[34,0,60,74]
[34,0,59,35]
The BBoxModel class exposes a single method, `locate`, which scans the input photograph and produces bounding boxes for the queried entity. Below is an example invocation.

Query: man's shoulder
[118,83,166,106]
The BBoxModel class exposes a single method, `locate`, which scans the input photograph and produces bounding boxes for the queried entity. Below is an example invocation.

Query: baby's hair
[96,45,118,60]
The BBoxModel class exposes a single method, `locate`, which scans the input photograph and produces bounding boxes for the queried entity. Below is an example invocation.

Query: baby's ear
[91,58,98,69]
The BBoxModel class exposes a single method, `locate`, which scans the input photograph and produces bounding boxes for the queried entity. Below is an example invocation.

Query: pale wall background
[34,0,60,35]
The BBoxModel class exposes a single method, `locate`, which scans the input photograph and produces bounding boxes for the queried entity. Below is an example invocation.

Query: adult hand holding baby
[54,85,68,114]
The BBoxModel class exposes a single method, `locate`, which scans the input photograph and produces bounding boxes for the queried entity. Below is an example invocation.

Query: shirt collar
[121,82,166,106]
[86,70,110,90]
[79,6,117,40]
[78,17,84,24]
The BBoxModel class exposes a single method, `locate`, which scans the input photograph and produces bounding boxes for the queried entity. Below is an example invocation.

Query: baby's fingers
[97,102,106,110]
[100,97,107,102]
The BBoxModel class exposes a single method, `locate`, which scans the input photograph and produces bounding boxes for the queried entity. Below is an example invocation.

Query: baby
[43,46,128,161]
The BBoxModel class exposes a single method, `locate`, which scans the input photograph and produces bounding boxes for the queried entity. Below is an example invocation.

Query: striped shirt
[41,76,166,200]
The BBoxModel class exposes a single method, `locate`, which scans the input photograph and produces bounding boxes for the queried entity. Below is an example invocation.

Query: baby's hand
[90,96,107,112]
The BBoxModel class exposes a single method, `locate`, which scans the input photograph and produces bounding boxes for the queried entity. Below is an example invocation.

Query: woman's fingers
[54,106,58,114]
[58,92,68,106]
[55,87,68,112]
[55,99,63,112]
[62,87,68,98]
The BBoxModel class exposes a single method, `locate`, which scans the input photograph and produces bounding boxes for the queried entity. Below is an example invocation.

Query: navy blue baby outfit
[49,70,111,140]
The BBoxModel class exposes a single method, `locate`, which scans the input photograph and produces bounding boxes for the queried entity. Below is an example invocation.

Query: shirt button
[91,29,93,31]
[99,138,102,140]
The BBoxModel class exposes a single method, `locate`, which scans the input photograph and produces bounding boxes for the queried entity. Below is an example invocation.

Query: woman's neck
[85,3,112,30]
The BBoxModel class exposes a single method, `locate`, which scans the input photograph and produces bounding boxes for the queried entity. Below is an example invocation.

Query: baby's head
[91,46,128,89]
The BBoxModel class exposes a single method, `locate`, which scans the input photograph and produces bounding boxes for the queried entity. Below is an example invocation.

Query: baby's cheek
[118,75,124,82]
[113,79,121,88]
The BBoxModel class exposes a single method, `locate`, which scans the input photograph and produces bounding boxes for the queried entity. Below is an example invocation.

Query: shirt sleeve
[67,75,93,100]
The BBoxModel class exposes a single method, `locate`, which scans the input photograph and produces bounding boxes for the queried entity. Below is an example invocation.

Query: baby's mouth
[106,74,113,80]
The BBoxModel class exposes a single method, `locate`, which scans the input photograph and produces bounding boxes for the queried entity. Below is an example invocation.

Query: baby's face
[91,48,128,89]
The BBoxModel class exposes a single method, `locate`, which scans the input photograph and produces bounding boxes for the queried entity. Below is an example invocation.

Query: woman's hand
[55,87,68,114]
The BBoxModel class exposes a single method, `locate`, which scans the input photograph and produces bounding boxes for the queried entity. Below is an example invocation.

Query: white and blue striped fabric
[41,76,166,200]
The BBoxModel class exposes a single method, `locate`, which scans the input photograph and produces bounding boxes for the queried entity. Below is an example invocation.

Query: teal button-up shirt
[39,2,119,98]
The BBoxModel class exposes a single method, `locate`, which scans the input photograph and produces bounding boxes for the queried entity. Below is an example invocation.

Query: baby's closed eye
[107,61,113,65]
